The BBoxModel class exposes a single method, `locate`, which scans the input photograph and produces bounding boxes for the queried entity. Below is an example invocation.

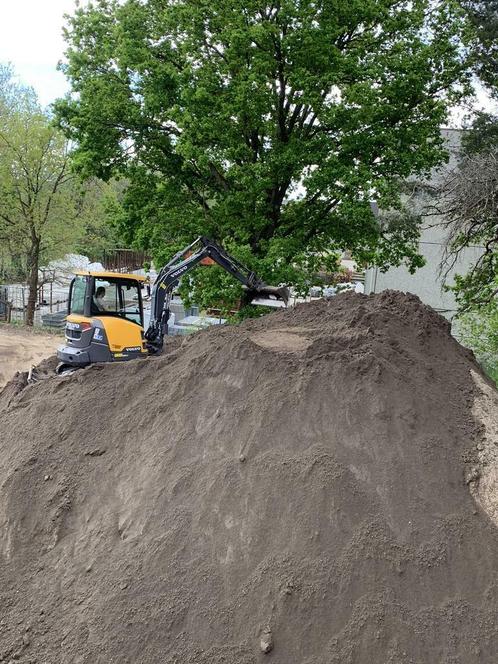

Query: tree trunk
[25,238,40,327]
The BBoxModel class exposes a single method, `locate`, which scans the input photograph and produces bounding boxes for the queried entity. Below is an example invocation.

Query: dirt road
[0,325,60,389]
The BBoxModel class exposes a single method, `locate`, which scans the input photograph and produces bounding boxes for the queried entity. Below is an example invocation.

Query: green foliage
[0,64,129,279]
[458,2,498,154]
[0,110,78,263]
[178,264,245,314]
[0,77,78,323]
[0,63,38,116]
[459,1,498,93]
[463,112,498,155]
[71,178,126,260]
[458,300,498,385]
[456,2,498,156]
[438,149,498,313]
[452,259,498,313]
[57,0,472,304]
[0,64,130,324]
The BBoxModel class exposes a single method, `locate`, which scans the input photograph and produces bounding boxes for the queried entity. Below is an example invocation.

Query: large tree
[57,0,471,304]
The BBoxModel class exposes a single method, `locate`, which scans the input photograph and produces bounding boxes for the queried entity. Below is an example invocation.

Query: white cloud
[0,0,84,107]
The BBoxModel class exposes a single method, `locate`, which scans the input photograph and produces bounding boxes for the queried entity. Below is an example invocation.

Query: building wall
[364,129,483,319]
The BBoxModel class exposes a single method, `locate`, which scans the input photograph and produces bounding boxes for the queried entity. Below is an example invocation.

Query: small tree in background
[458,304,498,386]
[0,110,75,325]
[437,151,498,310]
[0,65,127,325]
[438,150,498,384]
[71,177,127,261]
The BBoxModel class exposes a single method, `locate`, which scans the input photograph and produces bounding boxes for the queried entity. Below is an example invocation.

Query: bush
[458,304,498,387]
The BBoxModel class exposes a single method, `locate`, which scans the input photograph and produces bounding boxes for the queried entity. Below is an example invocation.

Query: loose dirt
[0,291,497,663]
[0,325,60,389]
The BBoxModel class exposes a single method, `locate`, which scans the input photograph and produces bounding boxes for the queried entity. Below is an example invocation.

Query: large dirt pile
[1,291,498,663]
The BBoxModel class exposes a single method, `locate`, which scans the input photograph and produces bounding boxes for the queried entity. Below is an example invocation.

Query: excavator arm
[144,236,289,353]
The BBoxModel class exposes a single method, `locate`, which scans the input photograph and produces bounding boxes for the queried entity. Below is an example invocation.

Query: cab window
[92,278,142,325]
[69,275,87,315]
[93,279,119,313]
[121,282,142,324]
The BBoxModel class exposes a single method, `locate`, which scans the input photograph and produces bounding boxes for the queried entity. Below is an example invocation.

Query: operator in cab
[93,286,107,312]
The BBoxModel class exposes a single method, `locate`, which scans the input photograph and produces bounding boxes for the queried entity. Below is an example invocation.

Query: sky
[0,0,84,107]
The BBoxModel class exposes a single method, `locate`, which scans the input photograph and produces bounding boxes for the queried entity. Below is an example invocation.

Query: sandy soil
[1,292,498,663]
[0,326,60,388]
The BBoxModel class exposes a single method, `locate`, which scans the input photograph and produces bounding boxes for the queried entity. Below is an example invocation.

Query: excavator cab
[57,272,148,371]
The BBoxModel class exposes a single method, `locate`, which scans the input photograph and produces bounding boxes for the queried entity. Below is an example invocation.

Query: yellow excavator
[56,237,289,372]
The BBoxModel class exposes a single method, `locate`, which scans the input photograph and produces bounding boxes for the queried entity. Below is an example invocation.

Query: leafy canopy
[57,0,472,306]
[0,68,77,271]
[460,0,498,93]
[458,1,498,154]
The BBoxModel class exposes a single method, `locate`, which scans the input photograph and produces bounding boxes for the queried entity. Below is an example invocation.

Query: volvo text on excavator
[56,237,289,372]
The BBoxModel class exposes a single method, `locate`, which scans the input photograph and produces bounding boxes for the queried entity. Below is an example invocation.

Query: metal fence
[102,249,150,273]
[1,281,69,327]
[0,286,10,322]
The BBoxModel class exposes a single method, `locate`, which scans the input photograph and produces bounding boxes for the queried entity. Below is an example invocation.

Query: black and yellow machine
[56,237,289,372]
[56,270,148,371]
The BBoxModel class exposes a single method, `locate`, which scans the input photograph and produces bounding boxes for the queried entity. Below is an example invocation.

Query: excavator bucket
[244,285,290,308]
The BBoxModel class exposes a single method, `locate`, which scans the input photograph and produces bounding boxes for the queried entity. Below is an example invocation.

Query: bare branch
[433,150,498,292]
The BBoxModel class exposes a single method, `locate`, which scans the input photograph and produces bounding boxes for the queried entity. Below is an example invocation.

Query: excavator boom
[145,237,289,353]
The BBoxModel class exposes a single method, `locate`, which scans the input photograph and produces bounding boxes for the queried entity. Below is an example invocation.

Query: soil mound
[1,291,498,663]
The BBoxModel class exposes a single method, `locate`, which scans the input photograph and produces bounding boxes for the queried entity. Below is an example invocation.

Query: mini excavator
[56,236,289,372]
